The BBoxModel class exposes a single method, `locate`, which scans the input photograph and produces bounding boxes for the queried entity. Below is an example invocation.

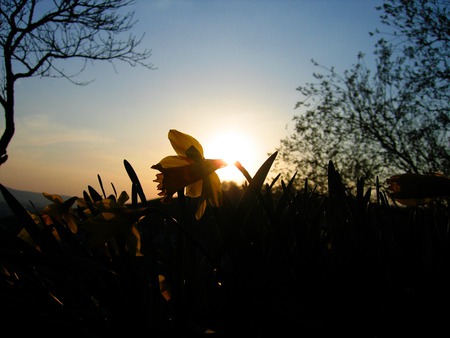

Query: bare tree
[0,0,154,165]
[276,0,450,191]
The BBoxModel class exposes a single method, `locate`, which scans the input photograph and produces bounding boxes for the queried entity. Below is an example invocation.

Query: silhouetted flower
[386,172,450,206]
[77,191,143,255]
[151,129,226,219]
[42,193,79,233]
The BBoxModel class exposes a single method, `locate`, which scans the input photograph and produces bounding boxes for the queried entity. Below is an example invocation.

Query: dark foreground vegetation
[1,157,449,337]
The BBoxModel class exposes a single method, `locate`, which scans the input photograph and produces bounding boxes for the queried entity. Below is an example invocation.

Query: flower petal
[169,129,204,157]
[157,155,193,168]
[386,172,450,205]
[195,199,207,220]
[207,172,223,207]
[151,158,226,206]
[42,192,64,204]
[186,180,202,198]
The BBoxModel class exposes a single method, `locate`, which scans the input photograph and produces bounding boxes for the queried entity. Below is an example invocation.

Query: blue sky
[1,0,383,200]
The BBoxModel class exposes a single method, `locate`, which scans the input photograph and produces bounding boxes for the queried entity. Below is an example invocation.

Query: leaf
[274,171,297,220]
[111,182,118,198]
[97,174,106,198]
[82,190,95,214]
[327,160,347,202]
[234,151,278,224]
[234,161,253,183]
[117,191,130,206]
[88,185,102,202]
[124,159,147,205]
[0,184,59,252]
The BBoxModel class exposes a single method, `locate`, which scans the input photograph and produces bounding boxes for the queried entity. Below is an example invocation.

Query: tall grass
[0,156,449,337]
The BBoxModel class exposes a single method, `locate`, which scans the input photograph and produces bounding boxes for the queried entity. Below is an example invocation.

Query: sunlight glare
[205,130,257,184]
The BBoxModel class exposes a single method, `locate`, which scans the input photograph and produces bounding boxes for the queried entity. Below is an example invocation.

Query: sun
[204,130,257,184]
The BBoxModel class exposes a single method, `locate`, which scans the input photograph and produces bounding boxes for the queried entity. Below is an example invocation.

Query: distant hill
[0,186,73,217]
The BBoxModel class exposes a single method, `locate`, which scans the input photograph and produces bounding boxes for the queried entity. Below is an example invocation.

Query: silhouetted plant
[1,153,450,337]
[276,0,450,191]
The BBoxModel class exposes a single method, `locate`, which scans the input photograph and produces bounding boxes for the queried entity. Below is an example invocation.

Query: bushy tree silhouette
[276,0,450,191]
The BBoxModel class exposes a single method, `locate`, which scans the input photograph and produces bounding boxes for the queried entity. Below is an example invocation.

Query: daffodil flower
[77,191,144,255]
[42,193,79,233]
[386,172,450,206]
[151,129,226,220]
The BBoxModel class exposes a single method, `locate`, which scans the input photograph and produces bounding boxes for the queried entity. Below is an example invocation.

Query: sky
[1,0,383,201]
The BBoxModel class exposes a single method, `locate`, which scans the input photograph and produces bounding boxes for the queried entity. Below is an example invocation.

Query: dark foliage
[1,159,449,337]
[276,0,450,190]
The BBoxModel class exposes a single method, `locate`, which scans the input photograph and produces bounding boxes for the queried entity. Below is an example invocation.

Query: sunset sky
[1,0,382,201]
